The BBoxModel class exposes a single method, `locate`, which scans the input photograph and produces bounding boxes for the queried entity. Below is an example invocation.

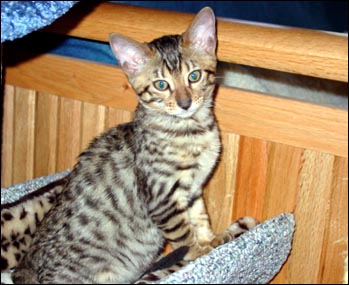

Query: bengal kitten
[9,7,258,284]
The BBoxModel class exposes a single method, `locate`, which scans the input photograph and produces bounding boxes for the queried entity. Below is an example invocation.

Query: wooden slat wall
[205,140,348,284]
[1,84,347,284]
[1,85,132,186]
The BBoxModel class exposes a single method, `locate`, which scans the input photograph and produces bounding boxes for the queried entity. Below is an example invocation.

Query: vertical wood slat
[204,132,240,233]
[56,97,82,172]
[1,85,15,187]
[34,92,59,178]
[289,150,335,283]
[232,137,270,220]
[12,87,36,185]
[262,143,303,217]
[320,156,348,284]
[80,102,106,151]
[263,144,304,284]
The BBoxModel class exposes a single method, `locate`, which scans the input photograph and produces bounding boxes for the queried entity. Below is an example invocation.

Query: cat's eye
[188,70,202,83]
[153,80,169,91]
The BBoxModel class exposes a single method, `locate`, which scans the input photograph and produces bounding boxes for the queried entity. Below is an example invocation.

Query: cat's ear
[109,33,151,76]
[183,7,216,55]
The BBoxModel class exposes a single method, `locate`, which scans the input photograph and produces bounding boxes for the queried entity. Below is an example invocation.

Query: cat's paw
[183,244,214,261]
[228,216,259,234]
[210,216,259,248]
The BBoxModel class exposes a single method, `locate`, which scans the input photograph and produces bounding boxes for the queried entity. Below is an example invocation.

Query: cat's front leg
[187,196,215,246]
[150,196,212,260]
[187,196,259,251]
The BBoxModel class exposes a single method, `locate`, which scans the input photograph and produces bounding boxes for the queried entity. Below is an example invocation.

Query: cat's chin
[167,108,198,119]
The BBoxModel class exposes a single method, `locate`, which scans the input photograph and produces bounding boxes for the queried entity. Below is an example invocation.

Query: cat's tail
[134,246,189,284]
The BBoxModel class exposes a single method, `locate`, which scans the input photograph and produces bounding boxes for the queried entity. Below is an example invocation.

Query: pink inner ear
[185,7,216,54]
[109,34,148,75]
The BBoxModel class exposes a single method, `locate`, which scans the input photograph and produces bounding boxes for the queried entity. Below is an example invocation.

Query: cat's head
[109,7,217,118]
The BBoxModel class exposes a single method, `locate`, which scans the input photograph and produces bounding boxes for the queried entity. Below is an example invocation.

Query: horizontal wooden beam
[5,53,347,157]
[45,2,348,82]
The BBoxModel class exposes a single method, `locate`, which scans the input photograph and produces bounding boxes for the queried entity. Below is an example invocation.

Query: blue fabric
[1,1,78,43]
[51,37,117,65]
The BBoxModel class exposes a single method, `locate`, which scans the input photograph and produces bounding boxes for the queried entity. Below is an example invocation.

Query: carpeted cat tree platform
[1,171,294,284]
[1,1,295,283]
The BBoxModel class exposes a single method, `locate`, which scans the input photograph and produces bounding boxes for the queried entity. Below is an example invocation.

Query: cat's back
[12,122,163,284]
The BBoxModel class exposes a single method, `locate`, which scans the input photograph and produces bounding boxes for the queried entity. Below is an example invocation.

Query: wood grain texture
[12,87,36,184]
[1,85,15,187]
[56,97,82,172]
[320,156,348,284]
[204,132,240,233]
[289,150,335,283]
[215,86,348,158]
[232,137,269,220]
[80,102,106,151]
[262,143,303,218]
[5,53,137,111]
[5,54,348,157]
[34,92,59,178]
[45,2,348,81]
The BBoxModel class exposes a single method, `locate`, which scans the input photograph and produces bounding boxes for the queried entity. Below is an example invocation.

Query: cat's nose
[178,98,192,110]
